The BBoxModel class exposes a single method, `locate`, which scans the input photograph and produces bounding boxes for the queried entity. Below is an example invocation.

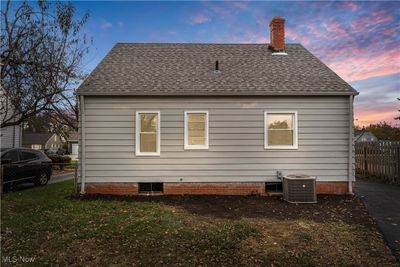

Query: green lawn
[1,181,398,266]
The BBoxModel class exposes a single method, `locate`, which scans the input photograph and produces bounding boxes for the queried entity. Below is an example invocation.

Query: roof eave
[77,91,359,96]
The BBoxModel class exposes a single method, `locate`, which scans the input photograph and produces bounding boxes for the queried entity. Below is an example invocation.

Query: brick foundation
[164,182,265,195]
[84,181,352,196]
[316,182,353,195]
[85,183,138,195]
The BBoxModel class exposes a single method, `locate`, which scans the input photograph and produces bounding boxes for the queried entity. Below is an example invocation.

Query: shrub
[48,155,72,169]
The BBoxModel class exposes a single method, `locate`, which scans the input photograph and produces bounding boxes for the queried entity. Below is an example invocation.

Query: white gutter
[80,95,86,194]
[348,95,354,194]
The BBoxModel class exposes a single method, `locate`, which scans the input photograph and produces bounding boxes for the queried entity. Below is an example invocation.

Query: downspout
[348,95,354,194]
[80,95,86,194]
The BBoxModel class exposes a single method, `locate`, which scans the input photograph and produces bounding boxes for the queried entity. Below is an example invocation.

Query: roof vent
[214,60,221,73]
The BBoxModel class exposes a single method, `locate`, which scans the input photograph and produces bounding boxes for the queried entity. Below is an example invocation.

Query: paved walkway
[48,172,74,184]
[356,181,400,261]
[13,172,74,191]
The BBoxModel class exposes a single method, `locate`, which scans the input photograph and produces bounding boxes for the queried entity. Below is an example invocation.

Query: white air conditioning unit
[283,175,317,203]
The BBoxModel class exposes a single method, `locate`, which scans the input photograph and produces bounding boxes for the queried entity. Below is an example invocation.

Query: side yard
[1,181,398,266]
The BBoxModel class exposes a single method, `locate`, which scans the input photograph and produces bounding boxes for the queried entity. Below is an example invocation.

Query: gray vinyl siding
[81,96,352,183]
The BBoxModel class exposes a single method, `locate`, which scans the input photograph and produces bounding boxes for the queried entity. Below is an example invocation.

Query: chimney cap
[269,16,285,26]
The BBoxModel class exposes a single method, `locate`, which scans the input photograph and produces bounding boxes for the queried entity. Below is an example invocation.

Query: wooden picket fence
[355,141,400,184]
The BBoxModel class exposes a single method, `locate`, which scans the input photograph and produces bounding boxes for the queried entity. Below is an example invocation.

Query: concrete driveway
[49,172,75,184]
[11,172,74,192]
[356,181,400,261]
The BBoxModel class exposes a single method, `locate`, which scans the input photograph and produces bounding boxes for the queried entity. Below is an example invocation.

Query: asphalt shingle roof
[22,133,54,146]
[77,43,358,96]
[67,131,79,142]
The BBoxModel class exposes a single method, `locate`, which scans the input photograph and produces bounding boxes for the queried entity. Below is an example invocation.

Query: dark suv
[1,148,52,190]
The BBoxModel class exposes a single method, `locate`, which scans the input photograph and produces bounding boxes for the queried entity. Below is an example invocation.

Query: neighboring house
[67,131,79,157]
[0,91,22,148]
[77,17,358,196]
[0,125,21,149]
[22,133,62,150]
[354,129,378,143]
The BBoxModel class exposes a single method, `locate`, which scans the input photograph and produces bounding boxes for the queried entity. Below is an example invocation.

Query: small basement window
[266,182,283,193]
[139,183,163,193]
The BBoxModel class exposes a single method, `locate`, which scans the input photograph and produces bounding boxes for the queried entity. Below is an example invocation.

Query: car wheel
[2,183,11,193]
[35,171,49,186]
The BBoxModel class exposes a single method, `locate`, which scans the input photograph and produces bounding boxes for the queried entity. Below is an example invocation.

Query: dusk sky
[69,1,398,126]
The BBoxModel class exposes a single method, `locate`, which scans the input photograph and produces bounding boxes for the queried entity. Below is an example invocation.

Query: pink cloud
[231,2,248,10]
[208,3,232,18]
[189,14,211,25]
[322,46,400,81]
[355,107,399,127]
[371,10,394,25]
[382,27,398,35]
[338,2,359,11]
[286,28,310,45]
[287,11,398,82]
[322,21,349,38]
[100,21,112,30]
[256,17,269,26]
[350,11,393,34]
[350,17,372,34]
[218,30,267,44]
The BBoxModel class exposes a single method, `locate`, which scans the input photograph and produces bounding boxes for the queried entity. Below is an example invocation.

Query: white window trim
[184,111,209,150]
[264,111,298,150]
[135,111,161,156]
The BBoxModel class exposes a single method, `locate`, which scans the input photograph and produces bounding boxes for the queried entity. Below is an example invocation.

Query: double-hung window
[264,111,298,149]
[136,111,160,156]
[184,111,209,150]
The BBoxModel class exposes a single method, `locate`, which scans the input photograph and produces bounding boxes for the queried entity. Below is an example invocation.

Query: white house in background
[76,17,359,196]
[67,131,79,160]
[22,133,62,150]
[0,124,21,149]
[0,90,22,149]
[354,129,378,143]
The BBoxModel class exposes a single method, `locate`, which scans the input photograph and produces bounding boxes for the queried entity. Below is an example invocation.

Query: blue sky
[12,1,400,126]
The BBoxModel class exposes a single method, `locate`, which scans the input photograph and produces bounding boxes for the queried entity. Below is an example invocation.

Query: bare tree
[395,98,400,121]
[49,89,80,131]
[1,0,90,129]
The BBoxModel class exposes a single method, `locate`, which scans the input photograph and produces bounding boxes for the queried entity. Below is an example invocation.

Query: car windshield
[0,148,10,156]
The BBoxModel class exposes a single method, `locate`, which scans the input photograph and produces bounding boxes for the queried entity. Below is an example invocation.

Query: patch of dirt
[74,194,400,266]
[77,194,374,227]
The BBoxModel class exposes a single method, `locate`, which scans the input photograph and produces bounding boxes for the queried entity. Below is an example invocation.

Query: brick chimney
[269,16,285,51]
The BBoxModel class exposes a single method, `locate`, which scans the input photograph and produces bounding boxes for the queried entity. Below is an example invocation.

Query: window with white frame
[136,111,160,156]
[184,111,209,149]
[32,144,42,150]
[265,111,298,149]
